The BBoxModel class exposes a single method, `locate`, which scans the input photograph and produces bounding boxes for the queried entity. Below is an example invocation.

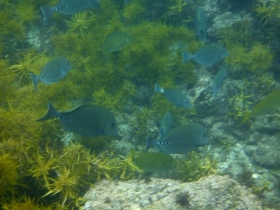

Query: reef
[1,0,280,209]
[83,175,265,210]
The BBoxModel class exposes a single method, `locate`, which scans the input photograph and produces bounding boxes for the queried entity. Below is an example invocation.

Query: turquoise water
[0,0,279,209]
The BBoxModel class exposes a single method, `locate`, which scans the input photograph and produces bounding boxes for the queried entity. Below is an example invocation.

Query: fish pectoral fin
[144,137,156,153]
[59,66,68,75]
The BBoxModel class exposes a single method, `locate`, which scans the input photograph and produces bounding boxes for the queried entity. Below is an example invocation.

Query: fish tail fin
[30,73,39,91]
[144,137,156,153]
[91,0,101,9]
[240,110,251,124]
[181,50,193,62]
[154,83,163,93]
[40,6,55,24]
[212,88,217,97]
[36,102,58,121]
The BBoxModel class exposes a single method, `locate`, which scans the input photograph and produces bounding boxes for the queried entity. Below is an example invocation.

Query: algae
[0,0,279,208]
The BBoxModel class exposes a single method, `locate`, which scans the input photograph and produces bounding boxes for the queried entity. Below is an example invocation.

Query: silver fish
[36,102,118,137]
[195,6,207,41]
[145,123,208,154]
[30,56,72,91]
[40,0,100,23]
[213,68,227,96]
[154,83,192,109]
[159,111,173,138]
[103,31,133,54]
[182,44,228,66]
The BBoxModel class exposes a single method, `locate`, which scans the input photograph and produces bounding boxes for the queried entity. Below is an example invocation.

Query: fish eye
[111,123,115,127]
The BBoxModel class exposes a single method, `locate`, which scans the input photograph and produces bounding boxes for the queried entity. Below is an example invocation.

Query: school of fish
[33,1,236,156]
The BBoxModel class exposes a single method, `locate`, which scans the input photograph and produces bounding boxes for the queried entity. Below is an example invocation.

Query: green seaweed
[255,0,280,25]
[227,87,253,121]
[224,42,273,73]
[2,0,280,208]
[175,151,217,182]
[64,11,97,37]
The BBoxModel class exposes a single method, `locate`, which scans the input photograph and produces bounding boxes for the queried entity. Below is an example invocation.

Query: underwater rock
[251,133,280,168]
[188,68,229,116]
[208,12,253,37]
[83,175,266,210]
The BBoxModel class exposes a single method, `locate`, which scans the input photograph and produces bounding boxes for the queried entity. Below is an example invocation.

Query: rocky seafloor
[82,175,268,210]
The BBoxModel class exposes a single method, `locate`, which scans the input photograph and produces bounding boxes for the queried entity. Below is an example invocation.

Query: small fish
[195,6,207,41]
[241,90,280,123]
[30,56,72,91]
[145,123,208,154]
[213,68,227,96]
[159,111,173,138]
[132,151,176,172]
[36,102,118,137]
[182,44,228,66]
[102,31,133,54]
[40,0,100,23]
[154,83,192,108]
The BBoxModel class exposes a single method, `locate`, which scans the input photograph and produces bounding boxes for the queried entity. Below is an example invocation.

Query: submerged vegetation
[0,0,279,209]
